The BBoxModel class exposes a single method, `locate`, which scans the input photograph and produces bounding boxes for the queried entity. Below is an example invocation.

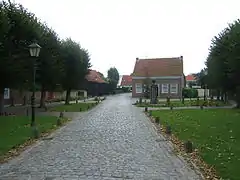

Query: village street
[0,93,201,180]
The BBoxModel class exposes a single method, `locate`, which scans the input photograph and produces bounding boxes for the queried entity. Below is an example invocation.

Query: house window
[161,84,169,94]
[170,84,178,94]
[135,83,142,93]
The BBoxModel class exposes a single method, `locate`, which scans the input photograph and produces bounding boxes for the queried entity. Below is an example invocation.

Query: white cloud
[16,0,240,76]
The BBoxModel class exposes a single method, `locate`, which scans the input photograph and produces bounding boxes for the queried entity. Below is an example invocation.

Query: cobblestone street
[0,93,201,180]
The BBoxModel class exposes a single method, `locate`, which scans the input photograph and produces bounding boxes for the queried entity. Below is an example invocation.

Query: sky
[15,0,240,77]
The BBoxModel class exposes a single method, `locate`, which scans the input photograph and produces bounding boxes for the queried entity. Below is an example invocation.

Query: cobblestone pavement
[0,93,202,180]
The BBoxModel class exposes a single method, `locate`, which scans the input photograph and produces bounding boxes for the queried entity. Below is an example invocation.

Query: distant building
[131,56,184,98]
[185,74,197,88]
[120,75,132,88]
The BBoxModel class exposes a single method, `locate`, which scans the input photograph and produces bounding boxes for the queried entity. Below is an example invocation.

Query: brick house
[81,70,109,96]
[186,74,197,88]
[131,56,184,98]
[120,75,132,88]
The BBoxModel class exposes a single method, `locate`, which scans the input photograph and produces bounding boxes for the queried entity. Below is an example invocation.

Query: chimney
[179,56,183,73]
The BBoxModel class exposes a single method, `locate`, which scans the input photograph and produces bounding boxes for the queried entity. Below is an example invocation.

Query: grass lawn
[137,99,230,107]
[0,115,68,161]
[151,109,240,180]
[49,102,97,112]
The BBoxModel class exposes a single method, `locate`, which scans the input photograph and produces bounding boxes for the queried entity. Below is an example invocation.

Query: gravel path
[0,93,202,180]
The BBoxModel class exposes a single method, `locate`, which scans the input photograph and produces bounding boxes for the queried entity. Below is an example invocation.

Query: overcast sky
[15,0,240,76]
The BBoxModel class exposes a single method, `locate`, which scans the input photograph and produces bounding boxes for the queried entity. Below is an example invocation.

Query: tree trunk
[23,95,27,106]
[0,88,4,113]
[220,91,224,101]
[235,87,240,108]
[65,88,71,105]
[224,92,227,103]
[39,87,46,108]
[217,90,220,100]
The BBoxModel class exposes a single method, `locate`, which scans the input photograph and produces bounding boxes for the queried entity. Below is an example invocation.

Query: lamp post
[204,70,208,101]
[29,42,41,135]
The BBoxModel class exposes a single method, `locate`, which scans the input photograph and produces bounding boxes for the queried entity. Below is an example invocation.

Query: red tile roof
[132,57,183,77]
[186,74,196,81]
[120,75,132,86]
[85,70,106,83]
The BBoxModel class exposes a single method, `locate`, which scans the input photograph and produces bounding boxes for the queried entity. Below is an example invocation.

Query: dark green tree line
[205,19,240,107]
[0,1,91,112]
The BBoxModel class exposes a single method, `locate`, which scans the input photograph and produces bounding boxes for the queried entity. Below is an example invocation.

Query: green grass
[137,99,230,107]
[0,115,68,160]
[49,102,97,112]
[152,109,240,180]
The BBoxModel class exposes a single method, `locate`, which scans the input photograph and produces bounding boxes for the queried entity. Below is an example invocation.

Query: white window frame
[135,83,142,93]
[161,84,169,94]
[170,84,178,94]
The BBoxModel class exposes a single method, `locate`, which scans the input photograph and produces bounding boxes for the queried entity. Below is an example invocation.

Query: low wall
[197,89,209,97]
[4,89,87,105]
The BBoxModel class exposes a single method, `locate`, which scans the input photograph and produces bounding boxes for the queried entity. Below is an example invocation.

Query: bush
[182,88,198,98]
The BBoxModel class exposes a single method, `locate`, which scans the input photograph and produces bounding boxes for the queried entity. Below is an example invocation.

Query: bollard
[57,117,62,126]
[166,125,171,135]
[155,116,160,124]
[145,107,148,112]
[59,112,64,118]
[184,140,193,153]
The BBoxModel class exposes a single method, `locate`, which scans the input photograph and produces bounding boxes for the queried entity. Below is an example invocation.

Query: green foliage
[136,99,229,108]
[206,19,240,106]
[107,67,119,91]
[60,38,91,104]
[0,1,92,111]
[182,88,198,98]
[0,1,41,90]
[48,102,97,112]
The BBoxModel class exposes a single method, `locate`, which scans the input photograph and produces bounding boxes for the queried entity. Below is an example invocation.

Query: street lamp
[29,42,41,138]
[204,70,208,101]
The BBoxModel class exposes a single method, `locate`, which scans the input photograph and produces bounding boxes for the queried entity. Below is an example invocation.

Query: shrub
[182,88,198,98]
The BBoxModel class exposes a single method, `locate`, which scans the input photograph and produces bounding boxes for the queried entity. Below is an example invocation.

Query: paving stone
[0,94,202,180]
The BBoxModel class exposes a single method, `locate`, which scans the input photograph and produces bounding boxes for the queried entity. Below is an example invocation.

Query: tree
[61,38,91,104]
[107,67,119,92]
[0,1,92,112]
[37,24,63,107]
[98,71,108,82]
[195,69,207,88]
[206,19,240,106]
[0,1,42,112]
